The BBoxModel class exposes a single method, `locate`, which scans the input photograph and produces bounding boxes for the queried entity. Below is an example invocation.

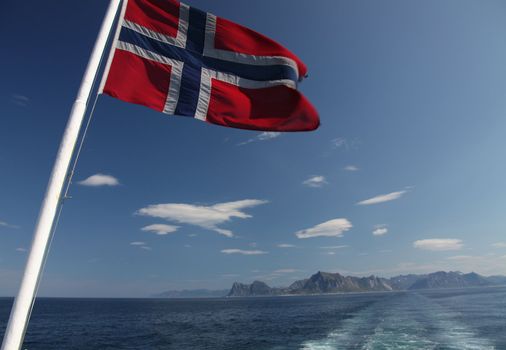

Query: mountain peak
[226,270,505,297]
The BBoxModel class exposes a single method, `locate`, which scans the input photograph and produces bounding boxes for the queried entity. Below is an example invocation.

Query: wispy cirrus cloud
[141,224,179,235]
[277,243,296,248]
[372,224,388,236]
[137,199,268,237]
[322,138,361,157]
[331,137,347,149]
[295,218,352,239]
[320,245,348,249]
[130,241,151,250]
[446,255,474,261]
[273,269,298,274]
[492,242,506,248]
[357,190,407,206]
[413,238,463,251]
[16,248,27,253]
[302,175,328,188]
[221,249,268,255]
[344,165,359,172]
[251,269,303,283]
[238,132,281,146]
[0,220,19,229]
[11,94,30,107]
[257,132,281,141]
[78,174,119,187]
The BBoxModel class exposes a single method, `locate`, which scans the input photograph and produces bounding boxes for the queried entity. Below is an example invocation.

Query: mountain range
[154,271,506,298]
[227,271,506,297]
[153,289,229,298]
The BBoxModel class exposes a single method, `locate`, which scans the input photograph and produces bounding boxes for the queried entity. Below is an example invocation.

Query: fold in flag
[99,0,319,131]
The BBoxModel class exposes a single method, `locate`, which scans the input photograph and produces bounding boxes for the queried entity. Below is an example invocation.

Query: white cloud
[413,238,463,251]
[303,175,328,188]
[324,252,336,255]
[277,243,296,248]
[11,94,29,107]
[78,174,119,187]
[373,228,388,236]
[238,132,281,145]
[344,165,359,171]
[16,248,27,253]
[258,132,281,141]
[492,242,506,248]
[446,255,474,261]
[331,137,347,149]
[137,199,267,237]
[130,241,151,250]
[0,220,19,229]
[273,269,297,273]
[357,190,407,205]
[373,224,388,236]
[295,218,352,239]
[221,249,267,255]
[141,224,179,235]
[320,245,348,249]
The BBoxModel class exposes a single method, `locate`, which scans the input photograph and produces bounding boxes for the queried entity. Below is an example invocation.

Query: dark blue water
[1,287,505,349]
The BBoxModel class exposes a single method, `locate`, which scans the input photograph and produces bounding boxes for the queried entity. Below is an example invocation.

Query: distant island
[153,289,230,299]
[155,271,506,298]
[228,271,506,297]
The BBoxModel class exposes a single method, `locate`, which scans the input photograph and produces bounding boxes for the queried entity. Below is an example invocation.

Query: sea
[1,286,505,349]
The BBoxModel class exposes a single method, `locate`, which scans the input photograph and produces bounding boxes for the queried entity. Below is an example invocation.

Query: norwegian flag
[99,0,319,131]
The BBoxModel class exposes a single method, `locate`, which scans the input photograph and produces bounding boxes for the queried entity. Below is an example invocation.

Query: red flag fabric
[100,0,319,131]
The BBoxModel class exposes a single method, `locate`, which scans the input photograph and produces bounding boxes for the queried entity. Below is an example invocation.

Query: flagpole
[1,1,121,349]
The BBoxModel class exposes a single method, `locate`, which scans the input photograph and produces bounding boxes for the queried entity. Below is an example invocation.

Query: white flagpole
[1,1,121,349]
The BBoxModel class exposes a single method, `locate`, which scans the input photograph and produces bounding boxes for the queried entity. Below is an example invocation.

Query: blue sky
[2,0,506,297]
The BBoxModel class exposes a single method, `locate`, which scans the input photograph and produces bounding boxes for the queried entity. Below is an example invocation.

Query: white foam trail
[431,308,495,350]
[300,293,496,350]
[300,300,384,349]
